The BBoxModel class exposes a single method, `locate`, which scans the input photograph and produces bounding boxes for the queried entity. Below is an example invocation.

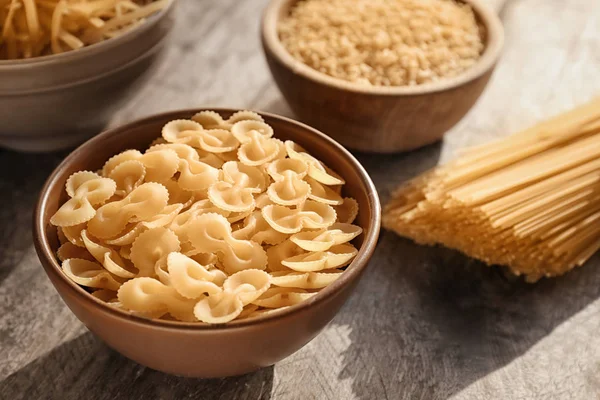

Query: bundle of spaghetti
[0,0,169,60]
[384,97,600,282]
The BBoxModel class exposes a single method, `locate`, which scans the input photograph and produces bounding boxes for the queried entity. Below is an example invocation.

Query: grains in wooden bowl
[277,0,485,87]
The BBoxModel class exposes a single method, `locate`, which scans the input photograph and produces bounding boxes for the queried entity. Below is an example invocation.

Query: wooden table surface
[1,0,600,399]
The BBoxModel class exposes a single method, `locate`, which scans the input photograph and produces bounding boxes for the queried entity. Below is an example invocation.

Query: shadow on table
[0,332,274,400]
[335,230,600,400]
[0,149,68,287]
[310,133,600,399]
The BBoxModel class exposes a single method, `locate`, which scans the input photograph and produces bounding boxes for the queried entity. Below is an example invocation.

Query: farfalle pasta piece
[227,110,264,124]
[269,270,344,289]
[251,287,316,308]
[167,252,227,299]
[266,239,304,272]
[108,160,145,197]
[62,258,122,291]
[285,141,345,185]
[102,150,143,177]
[237,131,285,167]
[62,223,86,247]
[231,120,274,143]
[208,162,265,212]
[222,161,268,192]
[186,213,268,274]
[140,204,184,230]
[208,181,256,213]
[262,200,337,234]
[160,179,195,209]
[282,244,358,272]
[192,111,231,130]
[102,149,179,183]
[87,183,169,239]
[162,119,204,144]
[193,269,270,323]
[333,197,359,224]
[163,119,239,153]
[57,242,94,262]
[232,211,288,245]
[81,230,137,278]
[177,157,220,191]
[50,171,117,227]
[130,227,180,278]
[169,199,230,243]
[290,223,363,251]
[306,177,343,205]
[117,277,197,322]
[147,143,199,162]
[138,149,180,183]
[104,223,145,246]
[195,129,239,154]
[93,288,168,319]
[266,158,311,206]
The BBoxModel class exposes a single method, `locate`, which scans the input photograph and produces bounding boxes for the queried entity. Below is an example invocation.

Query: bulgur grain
[278,0,485,86]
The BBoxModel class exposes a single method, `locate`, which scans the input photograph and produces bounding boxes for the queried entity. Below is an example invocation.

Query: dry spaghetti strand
[383,97,600,282]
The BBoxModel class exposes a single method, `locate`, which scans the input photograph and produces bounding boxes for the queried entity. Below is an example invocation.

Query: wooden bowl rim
[33,108,381,332]
[262,0,504,96]
[0,0,175,69]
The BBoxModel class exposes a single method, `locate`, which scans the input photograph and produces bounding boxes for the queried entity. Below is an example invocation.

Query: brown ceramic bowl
[0,0,176,153]
[33,109,381,378]
[261,0,504,153]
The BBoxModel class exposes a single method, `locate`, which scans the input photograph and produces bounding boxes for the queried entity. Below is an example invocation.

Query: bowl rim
[262,0,504,96]
[34,108,382,331]
[0,0,175,68]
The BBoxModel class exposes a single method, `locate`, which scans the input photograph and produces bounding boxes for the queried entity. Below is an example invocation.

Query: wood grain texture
[1,0,600,399]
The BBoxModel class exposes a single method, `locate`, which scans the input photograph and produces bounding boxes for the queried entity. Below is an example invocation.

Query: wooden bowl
[0,1,176,152]
[261,0,504,153]
[33,109,381,378]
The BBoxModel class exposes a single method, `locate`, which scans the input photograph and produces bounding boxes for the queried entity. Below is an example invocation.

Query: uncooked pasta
[383,97,600,282]
[0,0,170,60]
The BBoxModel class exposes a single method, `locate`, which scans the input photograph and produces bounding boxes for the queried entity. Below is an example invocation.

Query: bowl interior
[262,0,504,95]
[35,109,381,329]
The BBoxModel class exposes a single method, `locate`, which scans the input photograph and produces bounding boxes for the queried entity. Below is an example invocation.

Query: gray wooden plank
[1,0,600,399]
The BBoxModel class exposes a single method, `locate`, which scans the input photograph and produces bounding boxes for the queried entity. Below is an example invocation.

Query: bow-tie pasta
[237,131,285,166]
[266,158,311,206]
[262,200,337,234]
[49,110,362,324]
[50,171,116,227]
[193,269,270,323]
[290,223,363,252]
[285,141,345,185]
[185,213,268,274]
[87,183,169,239]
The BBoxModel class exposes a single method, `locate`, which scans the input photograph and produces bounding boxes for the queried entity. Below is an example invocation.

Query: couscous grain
[278,0,485,86]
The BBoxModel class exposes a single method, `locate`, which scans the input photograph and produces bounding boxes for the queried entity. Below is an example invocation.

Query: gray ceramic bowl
[0,0,176,152]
